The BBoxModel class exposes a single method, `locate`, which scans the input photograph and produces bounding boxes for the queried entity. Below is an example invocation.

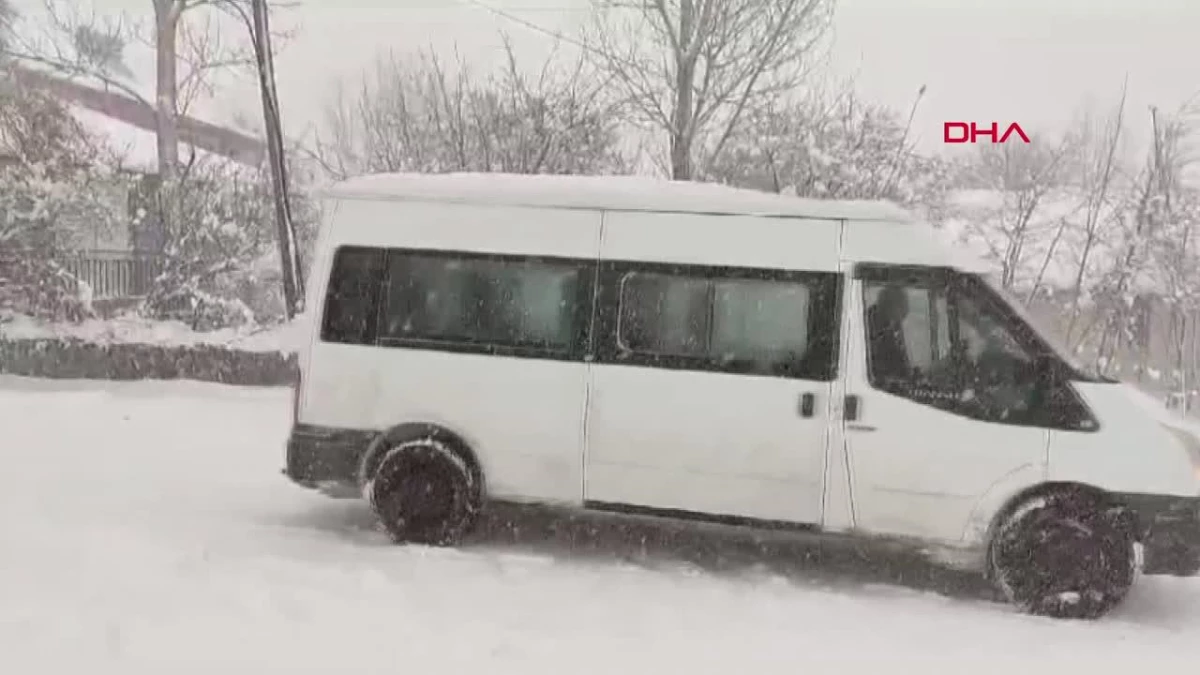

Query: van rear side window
[379,252,593,357]
[320,246,386,344]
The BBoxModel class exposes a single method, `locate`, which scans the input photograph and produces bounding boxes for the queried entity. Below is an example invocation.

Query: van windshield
[971,272,1109,382]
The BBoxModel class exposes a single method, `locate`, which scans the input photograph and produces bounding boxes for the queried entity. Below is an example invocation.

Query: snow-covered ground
[2,377,1200,673]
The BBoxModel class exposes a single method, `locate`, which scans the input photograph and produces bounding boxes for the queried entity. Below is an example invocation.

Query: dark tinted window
[320,246,386,344]
[617,271,834,379]
[381,253,587,353]
[864,282,952,381]
[862,271,1053,424]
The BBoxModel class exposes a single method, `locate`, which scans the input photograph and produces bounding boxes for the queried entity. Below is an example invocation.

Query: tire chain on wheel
[990,492,1135,619]
[367,437,477,546]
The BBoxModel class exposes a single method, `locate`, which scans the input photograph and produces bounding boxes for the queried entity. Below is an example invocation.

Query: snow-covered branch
[584,0,835,180]
[708,84,952,220]
[314,40,628,180]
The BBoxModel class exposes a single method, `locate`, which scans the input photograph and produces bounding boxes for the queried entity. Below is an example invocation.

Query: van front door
[841,264,1049,543]
[583,213,844,526]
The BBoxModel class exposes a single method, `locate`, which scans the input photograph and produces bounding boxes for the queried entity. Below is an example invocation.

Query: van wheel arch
[984,485,1132,550]
[359,423,486,510]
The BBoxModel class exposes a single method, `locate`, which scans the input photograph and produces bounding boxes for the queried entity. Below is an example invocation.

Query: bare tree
[953,137,1079,291]
[585,0,834,180]
[1057,84,1129,346]
[148,0,184,175]
[1091,105,1195,377]
[1152,189,1200,406]
[314,39,628,179]
[0,0,14,53]
[1,0,280,179]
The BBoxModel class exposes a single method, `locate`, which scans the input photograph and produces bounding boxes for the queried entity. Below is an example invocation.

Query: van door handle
[844,394,861,421]
[799,392,816,418]
[844,395,877,431]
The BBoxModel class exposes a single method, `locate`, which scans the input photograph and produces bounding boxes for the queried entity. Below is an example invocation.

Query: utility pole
[249,0,304,318]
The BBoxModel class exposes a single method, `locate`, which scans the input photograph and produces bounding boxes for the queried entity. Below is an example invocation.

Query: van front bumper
[1120,492,1200,576]
[284,424,376,498]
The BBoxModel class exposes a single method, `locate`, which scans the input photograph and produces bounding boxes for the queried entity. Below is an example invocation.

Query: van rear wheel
[368,440,476,546]
[989,491,1135,619]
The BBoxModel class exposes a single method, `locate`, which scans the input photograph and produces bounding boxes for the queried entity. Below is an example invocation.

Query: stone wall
[0,338,297,387]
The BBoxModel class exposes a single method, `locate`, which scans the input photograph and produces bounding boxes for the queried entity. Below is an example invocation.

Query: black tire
[367,439,478,546]
[989,491,1136,619]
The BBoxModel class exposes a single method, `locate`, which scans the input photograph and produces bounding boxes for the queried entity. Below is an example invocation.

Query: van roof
[322,172,914,222]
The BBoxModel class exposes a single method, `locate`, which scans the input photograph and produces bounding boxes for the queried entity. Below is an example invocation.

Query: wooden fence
[59,250,161,299]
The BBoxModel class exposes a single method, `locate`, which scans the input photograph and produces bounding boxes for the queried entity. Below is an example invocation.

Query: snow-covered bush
[138,157,271,330]
[135,151,321,329]
[707,89,953,221]
[0,71,129,321]
[0,253,90,322]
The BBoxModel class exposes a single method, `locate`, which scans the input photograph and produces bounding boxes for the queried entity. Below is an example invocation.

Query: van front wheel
[989,491,1135,619]
[368,439,477,546]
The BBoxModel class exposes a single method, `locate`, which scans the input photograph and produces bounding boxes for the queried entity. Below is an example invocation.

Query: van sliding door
[583,212,843,526]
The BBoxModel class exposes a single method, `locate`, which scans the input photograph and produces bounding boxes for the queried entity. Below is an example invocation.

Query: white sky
[10,0,1200,157]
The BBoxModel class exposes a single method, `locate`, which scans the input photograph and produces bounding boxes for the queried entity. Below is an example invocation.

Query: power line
[454,0,662,110]
[378,5,589,10]
[454,0,593,53]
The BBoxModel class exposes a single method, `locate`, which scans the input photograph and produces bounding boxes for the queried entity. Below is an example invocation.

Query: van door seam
[840,257,860,529]
[581,210,606,503]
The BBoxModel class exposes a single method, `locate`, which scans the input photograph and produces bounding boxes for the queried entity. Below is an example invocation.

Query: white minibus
[286,172,1200,619]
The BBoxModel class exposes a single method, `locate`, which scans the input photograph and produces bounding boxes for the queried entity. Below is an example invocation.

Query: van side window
[862,274,1041,423]
[619,273,710,356]
[712,279,811,367]
[865,284,951,380]
[380,253,586,354]
[617,271,833,380]
[320,246,386,344]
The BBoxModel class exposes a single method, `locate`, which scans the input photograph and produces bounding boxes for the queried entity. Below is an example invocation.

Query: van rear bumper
[284,424,376,498]
[1120,492,1200,576]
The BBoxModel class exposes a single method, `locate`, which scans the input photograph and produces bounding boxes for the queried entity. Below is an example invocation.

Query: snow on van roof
[322,172,913,222]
